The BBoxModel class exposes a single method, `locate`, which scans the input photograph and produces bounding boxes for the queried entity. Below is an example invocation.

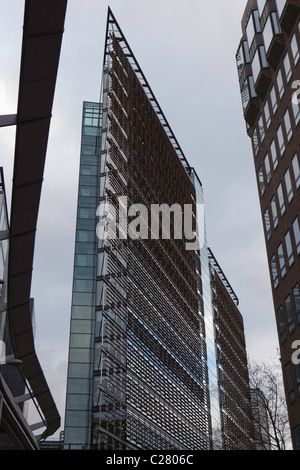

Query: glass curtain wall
[64,102,102,449]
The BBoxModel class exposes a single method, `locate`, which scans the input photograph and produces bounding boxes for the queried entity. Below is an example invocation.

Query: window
[264,208,272,240]
[263,12,281,52]
[241,76,257,112]
[285,362,295,404]
[277,183,285,216]
[276,0,287,19]
[276,68,284,99]
[271,196,278,229]
[292,217,300,255]
[270,140,278,170]
[277,305,287,343]
[285,230,294,267]
[270,255,279,289]
[277,124,285,156]
[263,15,273,52]
[264,154,271,183]
[284,109,293,141]
[258,166,265,195]
[292,98,300,126]
[292,154,300,189]
[270,86,278,114]
[257,0,266,15]
[278,243,286,278]
[293,284,300,324]
[291,33,299,65]
[252,128,259,156]
[283,52,292,82]
[285,295,295,333]
[264,100,271,128]
[252,46,269,84]
[258,115,265,142]
[284,168,293,203]
[236,41,251,78]
[246,10,261,47]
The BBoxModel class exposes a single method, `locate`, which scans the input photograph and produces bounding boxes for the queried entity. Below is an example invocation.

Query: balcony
[245,98,261,128]
[241,75,261,127]
[252,46,272,100]
[266,36,285,69]
[263,12,285,69]
[276,0,300,35]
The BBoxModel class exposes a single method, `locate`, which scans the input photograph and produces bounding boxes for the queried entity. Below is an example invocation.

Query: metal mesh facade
[64,9,255,451]
[94,24,212,450]
[209,251,255,450]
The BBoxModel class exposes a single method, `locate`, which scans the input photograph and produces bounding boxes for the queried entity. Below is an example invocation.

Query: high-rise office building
[236,0,300,449]
[209,250,255,450]
[64,8,254,450]
[250,388,272,450]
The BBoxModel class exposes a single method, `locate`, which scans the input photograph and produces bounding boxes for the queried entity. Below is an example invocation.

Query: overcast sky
[0,0,279,435]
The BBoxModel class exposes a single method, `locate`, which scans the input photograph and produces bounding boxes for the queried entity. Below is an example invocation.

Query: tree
[249,355,291,450]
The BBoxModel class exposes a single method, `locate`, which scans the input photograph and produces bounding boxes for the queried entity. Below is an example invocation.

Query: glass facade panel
[284,168,293,203]
[278,243,286,279]
[236,41,250,78]
[258,115,265,142]
[264,154,271,183]
[64,102,102,449]
[277,124,285,156]
[264,208,272,240]
[252,49,261,84]
[285,295,295,333]
[292,100,300,126]
[270,86,278,114]
[293,284,300,324]
[264,100,271,128]
[276,0,287,18]
[293,218,300,256]
[291,34,299,65]
[246,12,256,46]
[258,166,265,195]
[270,140,278,170]
[283,52,292,81]
[276,68,284,99]
[257,0,266,15]
[277,305,287,343]
[284,109,293,141]
[292,154,300,189]
[270,255,279,289]
[271,196,278,229]
[263,15,273,52]
[277,183,285,216]
[285,363,295,404]
[252,128,259,156]
[252,46,268,84]
[285,230,294,267]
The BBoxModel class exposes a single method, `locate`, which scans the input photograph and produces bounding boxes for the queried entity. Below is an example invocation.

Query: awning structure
[7,0,67,441]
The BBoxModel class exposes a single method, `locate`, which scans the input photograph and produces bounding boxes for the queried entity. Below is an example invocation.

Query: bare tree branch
[248,354,291,450]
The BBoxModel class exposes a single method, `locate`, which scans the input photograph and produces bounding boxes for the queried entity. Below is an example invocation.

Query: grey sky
[0,0,279,434]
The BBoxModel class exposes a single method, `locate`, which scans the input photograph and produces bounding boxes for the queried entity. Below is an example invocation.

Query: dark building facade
[236,0,300,449]
[64,9,254,450]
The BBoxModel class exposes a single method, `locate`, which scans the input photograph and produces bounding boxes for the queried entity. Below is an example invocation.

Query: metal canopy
[7,0,67,440]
